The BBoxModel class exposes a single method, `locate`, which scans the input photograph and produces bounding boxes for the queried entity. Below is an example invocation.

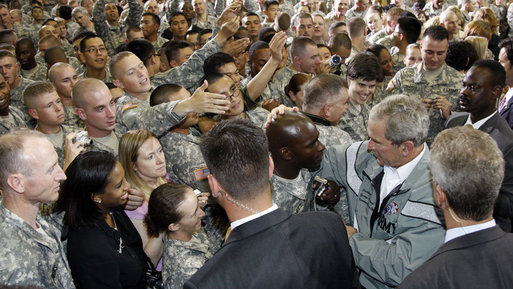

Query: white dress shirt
[445,219,496,243]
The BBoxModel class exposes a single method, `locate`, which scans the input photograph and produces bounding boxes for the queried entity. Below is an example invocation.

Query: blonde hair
[465,35,488,60]
[464,19,492,41]
[473,7,499,34]
[119,130,166,199]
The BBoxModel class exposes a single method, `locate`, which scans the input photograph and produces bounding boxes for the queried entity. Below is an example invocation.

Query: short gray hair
[72,6,88,17]
[0,130,45,191]
[302,73,348,111]
[430,126,504,221]
[369,94,429,146]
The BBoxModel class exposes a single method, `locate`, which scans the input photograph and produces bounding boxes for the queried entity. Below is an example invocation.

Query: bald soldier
[267,112,348,221]
[73,78,125,157]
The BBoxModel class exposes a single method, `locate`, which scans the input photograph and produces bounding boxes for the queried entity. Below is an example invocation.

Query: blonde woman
[465,35,490,59]
[119,129,169,268]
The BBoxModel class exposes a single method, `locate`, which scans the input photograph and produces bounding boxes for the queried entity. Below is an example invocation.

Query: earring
[95,199,102,204]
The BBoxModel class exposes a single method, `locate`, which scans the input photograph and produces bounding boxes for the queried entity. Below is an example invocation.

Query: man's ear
[320,103,331,119]
[280,147,293,161]
[168,222,180,232]
[28,108,39,120]
[6,173,25,194]
[400,140,415,156]
[75,107,87,120]
[78,52,85,64]
[208,174,221,198]
[112,78,123,90]
[435,184,449,209]
[268,156,274,179]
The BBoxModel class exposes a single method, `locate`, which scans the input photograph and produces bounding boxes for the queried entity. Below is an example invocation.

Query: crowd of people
[1,0,513,288]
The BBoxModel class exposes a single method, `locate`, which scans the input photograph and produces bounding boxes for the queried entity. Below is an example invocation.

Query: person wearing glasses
[77,34,111,82]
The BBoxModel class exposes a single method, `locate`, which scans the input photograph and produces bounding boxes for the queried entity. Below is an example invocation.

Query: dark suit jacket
[184,208,360,289]
[398,226,513,289]
[500,100,513,130]
[445,112,513,232]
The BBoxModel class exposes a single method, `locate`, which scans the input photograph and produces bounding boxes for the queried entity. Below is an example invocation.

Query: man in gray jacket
[314,94,445,289]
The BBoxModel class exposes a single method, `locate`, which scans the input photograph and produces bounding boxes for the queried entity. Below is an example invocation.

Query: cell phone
[193,189,202,196]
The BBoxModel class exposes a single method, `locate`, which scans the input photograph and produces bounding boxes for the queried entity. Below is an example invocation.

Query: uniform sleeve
[125,0,143,27]
[349,201,445,286]
[151,39,222,90]
[117,100,185,137]
[92,0,109,39]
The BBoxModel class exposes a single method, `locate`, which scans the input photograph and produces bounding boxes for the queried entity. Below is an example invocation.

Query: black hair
[203,52,235,76]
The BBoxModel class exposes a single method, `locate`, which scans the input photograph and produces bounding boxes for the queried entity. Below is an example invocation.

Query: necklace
[109,211,124,254]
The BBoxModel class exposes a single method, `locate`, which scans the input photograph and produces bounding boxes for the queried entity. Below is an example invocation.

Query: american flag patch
[194,167,210,181]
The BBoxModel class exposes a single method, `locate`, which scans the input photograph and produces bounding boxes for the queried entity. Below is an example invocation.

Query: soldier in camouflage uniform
[0,51,35,117]
[144,184,222,289]
[300,73,354,146]
[150,84,211,192]
[0,73,28,134]
[93,0,143,55]
[269,37,320,106]
[338,53,382,141]
[267,112,348,218]
[73,78,127,158]
[162,230,220,289]
[387,26,462,144]
[0,131,74,288]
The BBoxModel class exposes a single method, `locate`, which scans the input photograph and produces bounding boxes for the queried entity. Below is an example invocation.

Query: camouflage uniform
[0,106,28,134]
[376,34,395,51]
[10,77,35,111]
[116,92,184,137]
[367,29,388,45]
[387,62,462,144]
[48,124,81,167]
[423,2,447,18]
[345,8,366,20]
[93,0,143,55]
[370,75,392,108]
[191,16,218,30]
[159,128,211,192]
[269,66,298,106]
[162,230,221,289]
[270,169,311,214]
[245,107,270,128]
[77,127,124,158]
[63,105,85,128]
[21,63,47,81]
[338,101,370,142]
[0,203,75,288]
[151,39,222,91]
[390,47,405,73]
[302,112,354,146]
[151,36,169,52]
[61,39,75,57]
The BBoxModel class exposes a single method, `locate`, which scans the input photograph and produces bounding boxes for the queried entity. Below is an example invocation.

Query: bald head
[72,78,109,108]
[48,62,74,82]
[267,112,315,152]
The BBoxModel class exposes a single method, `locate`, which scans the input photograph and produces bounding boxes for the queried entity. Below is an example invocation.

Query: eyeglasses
[224,85,241,100]
[84,47,107,54]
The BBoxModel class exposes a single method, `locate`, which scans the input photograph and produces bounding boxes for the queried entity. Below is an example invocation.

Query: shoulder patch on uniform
[194,167,210,181]
[122,102,139,112]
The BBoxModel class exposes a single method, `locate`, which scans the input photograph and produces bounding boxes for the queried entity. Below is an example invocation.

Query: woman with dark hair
[367,44,393,107]
[55,151,147,289]
[145,183,222,289]
[284,73,311,108]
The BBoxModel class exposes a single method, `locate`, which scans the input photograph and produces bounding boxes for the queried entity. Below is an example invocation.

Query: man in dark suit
[398,126,513,289]
[445,59,513,232]
[498,38,513,129]
[184,119,359,289]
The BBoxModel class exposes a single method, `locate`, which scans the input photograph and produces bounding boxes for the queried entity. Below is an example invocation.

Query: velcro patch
[194,167,210,181]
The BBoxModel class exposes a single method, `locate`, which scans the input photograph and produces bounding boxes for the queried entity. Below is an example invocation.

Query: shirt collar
[230,204,279,230]
[445,219,496,243]
[464,111,497,129]
[384,143,426,182]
